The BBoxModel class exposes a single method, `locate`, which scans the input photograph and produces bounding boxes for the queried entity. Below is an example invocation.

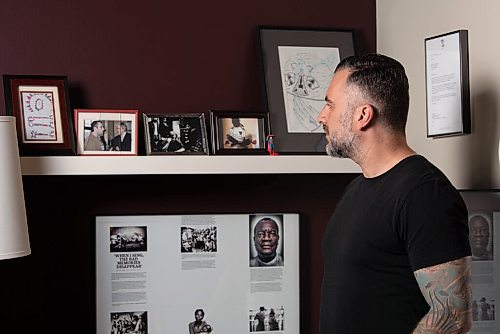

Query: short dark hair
[254,218,278,235]
[90,120,102,132]
[336,54,409,133]
[195,309,204,316]
[120,122,128,131]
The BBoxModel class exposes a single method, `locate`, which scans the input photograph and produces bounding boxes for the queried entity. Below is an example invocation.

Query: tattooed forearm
[412,256,472,334]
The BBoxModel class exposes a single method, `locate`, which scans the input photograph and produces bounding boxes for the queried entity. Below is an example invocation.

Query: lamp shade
[0,116,31,259]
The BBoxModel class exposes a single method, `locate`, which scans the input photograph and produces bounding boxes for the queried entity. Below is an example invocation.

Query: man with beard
[250,218,283,267]
[469,215,493,261]
[316,54,472,333]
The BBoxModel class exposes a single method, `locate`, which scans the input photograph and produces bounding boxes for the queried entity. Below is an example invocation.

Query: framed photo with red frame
[3,75,75,155]
[74,109,138,156]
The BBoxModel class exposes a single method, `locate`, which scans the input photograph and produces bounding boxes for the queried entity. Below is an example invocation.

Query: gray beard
[325,134,355,159]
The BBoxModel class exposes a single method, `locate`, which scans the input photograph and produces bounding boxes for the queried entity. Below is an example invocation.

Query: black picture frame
[3,74,75,155]
[425,30,471,137]
[143,113,209,155]
[257,26,355,154]
[210,110,269,155]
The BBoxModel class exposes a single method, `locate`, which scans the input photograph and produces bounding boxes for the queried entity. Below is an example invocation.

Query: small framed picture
[3,75,75,155]
[258,27,355,154]
[74,109,138,156]
[143,113,209,155]
[210,110,269,155]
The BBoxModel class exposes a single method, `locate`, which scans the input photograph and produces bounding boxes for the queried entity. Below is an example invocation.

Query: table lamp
[0,116,31,259]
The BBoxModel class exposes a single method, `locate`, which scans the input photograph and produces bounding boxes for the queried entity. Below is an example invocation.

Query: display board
[461,191,499,333]
[96,214,300,334]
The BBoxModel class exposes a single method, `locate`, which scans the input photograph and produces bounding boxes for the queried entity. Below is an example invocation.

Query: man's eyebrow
[325,97,334,104]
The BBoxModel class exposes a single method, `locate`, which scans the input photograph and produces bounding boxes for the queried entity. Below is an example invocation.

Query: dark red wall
[0,1,374,333]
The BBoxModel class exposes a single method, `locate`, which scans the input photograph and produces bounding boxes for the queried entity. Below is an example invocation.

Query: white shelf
[20,156,361,175]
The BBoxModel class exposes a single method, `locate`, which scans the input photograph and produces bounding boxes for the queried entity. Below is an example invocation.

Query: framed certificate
[425,30,471,137]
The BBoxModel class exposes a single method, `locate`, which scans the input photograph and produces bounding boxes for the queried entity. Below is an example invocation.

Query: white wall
[377,0,500,189]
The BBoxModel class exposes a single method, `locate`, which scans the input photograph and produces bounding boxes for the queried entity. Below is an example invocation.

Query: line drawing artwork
[278,46,340,133]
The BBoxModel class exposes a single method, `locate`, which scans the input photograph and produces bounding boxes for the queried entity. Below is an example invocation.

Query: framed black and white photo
[210,110,269,155]
[258,27,355,154]
[74,109,138,156]
[95,213,300,334]
[143,113,209,155]
[3,75,75,155]
[459,190,499,325]
[425,30,471,137]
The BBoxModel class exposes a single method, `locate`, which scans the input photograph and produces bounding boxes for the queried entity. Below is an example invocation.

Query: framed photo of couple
[74,109,138,156]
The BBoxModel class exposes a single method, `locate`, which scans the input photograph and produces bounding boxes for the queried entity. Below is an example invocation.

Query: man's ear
[354,104,375,130]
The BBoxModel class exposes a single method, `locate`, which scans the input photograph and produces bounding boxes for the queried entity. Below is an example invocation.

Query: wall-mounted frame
[143,113,209,155]
[210,110,269,155]
[425,30,471,137]
[95,213,300,334]
[257,26,355,154]
[459,190,499,325]
[3,75,75,155]
[74,109,138,156]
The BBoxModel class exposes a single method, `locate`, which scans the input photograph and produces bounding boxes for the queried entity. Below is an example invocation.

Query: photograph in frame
[143,113,209,155]
[210,110,269,155]
[258,27,355,154]
[74,109,138,156]
[3,75,75,155]
[460,191,499,329]
[180,226,217,253]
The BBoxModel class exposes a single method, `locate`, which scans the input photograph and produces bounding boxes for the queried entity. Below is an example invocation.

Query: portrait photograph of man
[249,215,284,267]
[468,213,494,261]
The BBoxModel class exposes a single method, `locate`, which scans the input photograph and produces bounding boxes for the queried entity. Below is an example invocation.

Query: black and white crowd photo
[110,226,147,252]
[110,311,147,334]
[181,226,217,253]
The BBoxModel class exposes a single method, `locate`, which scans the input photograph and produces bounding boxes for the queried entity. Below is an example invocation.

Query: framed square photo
[143,113,209,155]
[258,27,355,154]
[3,75,75,155]
[74,109,138,156]
[210,110,269,155]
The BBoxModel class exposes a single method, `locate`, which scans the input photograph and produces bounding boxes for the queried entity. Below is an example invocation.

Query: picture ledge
[20,155,361,175]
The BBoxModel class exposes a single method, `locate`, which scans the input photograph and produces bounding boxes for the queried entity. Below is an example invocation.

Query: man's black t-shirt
[320,155,471,333]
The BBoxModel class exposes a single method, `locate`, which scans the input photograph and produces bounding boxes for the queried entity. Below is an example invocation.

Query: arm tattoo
[412,256,472,334]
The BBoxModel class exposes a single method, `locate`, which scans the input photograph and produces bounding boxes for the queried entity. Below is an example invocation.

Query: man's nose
[317,104,328,124]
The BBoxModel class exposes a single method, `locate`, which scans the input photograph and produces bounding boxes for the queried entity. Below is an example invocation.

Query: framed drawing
[143,113,209,155]
[95,213,300,334]
[425,30,471,137]
[258,27,355,154]
[210,110,269,155]
[3,75,75,155]
[74,109,138,156]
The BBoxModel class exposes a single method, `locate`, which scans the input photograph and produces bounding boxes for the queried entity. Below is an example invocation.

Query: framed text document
[96,213,300,334]
[425,30,471,137]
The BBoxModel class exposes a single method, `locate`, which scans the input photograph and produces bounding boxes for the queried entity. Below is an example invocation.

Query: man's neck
[354,131,416,178]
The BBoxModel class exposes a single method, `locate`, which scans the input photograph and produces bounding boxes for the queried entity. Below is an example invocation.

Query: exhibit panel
[96,214,300,334]
[461,191,500,333]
